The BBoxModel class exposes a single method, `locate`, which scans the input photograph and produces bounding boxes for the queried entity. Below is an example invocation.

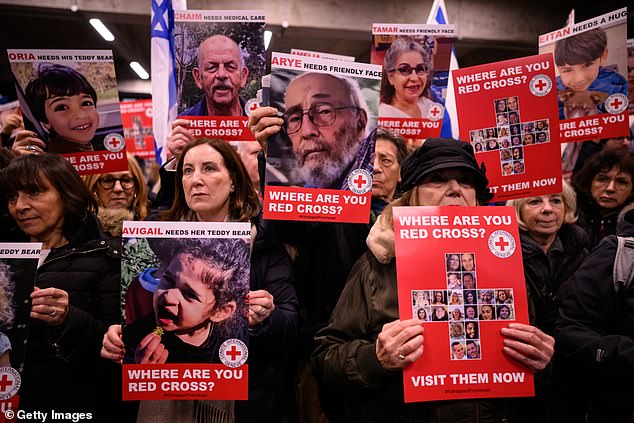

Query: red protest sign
[538,8,629,143]
[371,23,455,142]
[453,54,562,202]
[122,364,247,401]
[120,99,156,159]
[264,186,371,222]
[394,206,533,402]
[181,116,255,141]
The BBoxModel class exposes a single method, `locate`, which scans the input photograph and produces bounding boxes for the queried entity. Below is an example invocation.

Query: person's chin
[107,200,130,209]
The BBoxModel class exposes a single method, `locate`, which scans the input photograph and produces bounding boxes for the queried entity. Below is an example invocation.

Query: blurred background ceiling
[0,0,630,100]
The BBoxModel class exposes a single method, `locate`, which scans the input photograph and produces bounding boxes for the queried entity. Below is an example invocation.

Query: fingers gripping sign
[501,323,554,372]
[376,318,424,371]
[247,106,284,151]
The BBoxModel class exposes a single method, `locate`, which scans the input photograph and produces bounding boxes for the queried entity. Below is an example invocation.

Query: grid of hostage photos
[411,253,516,361]
[468,96,551,177]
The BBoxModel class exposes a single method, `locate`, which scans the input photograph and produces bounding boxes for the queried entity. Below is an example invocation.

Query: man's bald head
[192,34,248,115]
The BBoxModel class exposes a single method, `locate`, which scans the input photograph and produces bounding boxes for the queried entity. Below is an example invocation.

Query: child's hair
[0,262,15,329]
[25,63,98,124]
[554,28,607,66]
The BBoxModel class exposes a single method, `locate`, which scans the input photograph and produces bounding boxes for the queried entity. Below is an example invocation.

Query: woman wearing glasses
[572,149,634,248]
[378,36,444,120]
[83,155,149,234]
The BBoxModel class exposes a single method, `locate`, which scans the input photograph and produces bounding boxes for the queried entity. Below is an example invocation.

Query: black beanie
[400,138,493,203]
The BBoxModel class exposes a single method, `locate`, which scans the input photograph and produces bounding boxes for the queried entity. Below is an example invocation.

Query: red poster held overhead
[453,54,562,202]
[538,8,629,143]
[120,99,156,159]
[394,206,533,402]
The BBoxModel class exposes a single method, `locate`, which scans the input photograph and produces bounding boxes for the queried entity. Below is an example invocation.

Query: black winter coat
[520,224,588,336]
[19,214,121,418]
[236,216,300,422]
[556,208,634,423]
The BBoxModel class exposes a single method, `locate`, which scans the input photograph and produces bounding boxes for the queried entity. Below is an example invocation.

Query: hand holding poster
[174,11,265,141]
[263,52,381,223]
[394,206,533,402]
[0,244,40,419]
[538,8,629,143]
[7,49,127,175]
[121,221,250,401]
[453,54,562,201]
[372,24,455,143]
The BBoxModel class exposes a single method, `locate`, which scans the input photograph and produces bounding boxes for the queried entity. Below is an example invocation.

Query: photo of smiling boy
[25,63,100,154]
[554,27,628,119]
[123,237,249,364]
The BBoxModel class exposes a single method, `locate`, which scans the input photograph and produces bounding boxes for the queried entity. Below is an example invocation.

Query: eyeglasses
[284,103,360,134]
[592,174,632,191]
[389,64,428,76]
[97,176,135,190]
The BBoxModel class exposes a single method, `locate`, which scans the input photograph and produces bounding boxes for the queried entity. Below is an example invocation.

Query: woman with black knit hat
[312,138,555,422]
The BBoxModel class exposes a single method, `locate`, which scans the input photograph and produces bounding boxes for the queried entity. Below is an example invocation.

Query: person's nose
[112,179,124,193]
[161,288,180,305]
[14,192,30,212]
[446,178,461,193]
[604,178,617,192]
[300,111,319,138]
[541,199,554,213]
[373,157,382,175]
[70,101,89,119]
[216,64,228,79]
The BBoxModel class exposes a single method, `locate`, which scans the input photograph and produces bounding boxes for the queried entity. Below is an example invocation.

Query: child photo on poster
[7,49,127,174]
[538,8,629,142]
[121,222,251,401]
[122,236,249,365]
[0,244,41,415]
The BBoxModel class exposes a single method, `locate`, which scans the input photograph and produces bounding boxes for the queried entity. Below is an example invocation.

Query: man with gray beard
[282,72,374,189]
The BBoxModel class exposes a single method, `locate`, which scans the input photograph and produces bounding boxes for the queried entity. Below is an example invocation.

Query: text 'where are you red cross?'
[393,206,533,402]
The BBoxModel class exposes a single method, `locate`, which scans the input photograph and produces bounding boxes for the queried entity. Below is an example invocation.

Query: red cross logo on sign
[347,169,372,194]
[219,339,248,368]
[488,230,516,258]
[605,93,628,114]
[104,133,126,152]
[0,367,21,400]
[429,105,443,121]
[245,98,260,116]
[529,74,552,97]
[0,374,12,393]
[353,174,367,189]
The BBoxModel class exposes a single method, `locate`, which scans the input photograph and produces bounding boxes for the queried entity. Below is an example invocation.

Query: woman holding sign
[102,138,298,422]
[313,138,555,422]
[0,153,120,417]
[378,37,443,120]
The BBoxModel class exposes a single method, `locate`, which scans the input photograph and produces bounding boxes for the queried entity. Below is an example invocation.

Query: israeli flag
[427,0,460,139]
[151,0,186,164]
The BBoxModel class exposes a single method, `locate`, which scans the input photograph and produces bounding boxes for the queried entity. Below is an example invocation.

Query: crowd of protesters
[0,90,633,423]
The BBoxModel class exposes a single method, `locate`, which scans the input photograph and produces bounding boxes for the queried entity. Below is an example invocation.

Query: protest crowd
[0,3,633,423]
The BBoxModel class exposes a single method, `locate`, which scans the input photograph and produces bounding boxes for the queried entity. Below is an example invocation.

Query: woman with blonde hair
[83,155,149,218]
